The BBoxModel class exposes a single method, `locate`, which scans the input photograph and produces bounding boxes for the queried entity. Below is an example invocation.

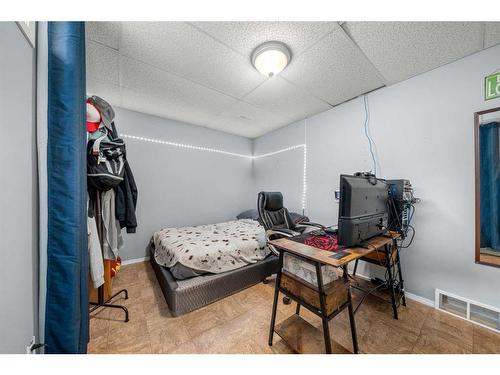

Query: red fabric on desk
[304,234,340,251]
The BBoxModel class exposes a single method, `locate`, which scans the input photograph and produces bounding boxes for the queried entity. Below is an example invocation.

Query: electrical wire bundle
[388,193,417,249]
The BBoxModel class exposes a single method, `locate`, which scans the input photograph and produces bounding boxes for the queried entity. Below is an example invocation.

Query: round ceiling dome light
[251,41,291,78]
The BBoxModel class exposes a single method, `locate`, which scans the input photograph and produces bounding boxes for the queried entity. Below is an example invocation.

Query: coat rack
[89,191,130,322]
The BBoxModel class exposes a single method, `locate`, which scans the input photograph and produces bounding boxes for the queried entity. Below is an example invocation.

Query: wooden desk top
[269,232,400,268]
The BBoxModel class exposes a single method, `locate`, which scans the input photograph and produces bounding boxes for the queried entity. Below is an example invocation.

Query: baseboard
[121,256,150,265]
[405,291,434,307]
[354,272,435,308]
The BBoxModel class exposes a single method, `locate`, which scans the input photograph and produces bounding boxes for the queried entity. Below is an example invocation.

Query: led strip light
[121,133,304,160]
[302,119,308,213]
[252,144,304,159]
[120,132,308,211]
[120,134,251,159]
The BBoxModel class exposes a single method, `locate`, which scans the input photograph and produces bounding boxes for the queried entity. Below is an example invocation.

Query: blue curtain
[45,22,88,354]
[479,122,500,251]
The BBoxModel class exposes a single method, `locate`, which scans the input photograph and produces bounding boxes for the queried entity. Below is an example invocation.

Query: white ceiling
[86,22,500,138]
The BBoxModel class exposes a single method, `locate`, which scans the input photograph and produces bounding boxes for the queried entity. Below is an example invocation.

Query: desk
[268,232,404,354]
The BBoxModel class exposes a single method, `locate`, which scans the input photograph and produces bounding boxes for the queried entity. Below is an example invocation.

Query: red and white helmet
[86,99,101,133]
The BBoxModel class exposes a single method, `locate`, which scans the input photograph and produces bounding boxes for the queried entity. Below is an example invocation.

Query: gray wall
[254,44,500,308]
[253,120,306,214]
[113,108,255,260]
[0,22,38,353]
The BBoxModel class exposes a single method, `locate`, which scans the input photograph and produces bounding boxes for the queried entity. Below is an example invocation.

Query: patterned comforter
[153,219,269,274]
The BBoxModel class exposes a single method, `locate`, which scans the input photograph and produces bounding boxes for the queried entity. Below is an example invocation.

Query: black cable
[389,197,402,233]
[407,203,415,224]
[363,95,377,175]
[382,256,403,309]
[399,225,415,248]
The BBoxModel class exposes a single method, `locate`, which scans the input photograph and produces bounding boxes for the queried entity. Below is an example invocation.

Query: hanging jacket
[101,189,124,258]
[115,160,138,233]
[87,206,104,288]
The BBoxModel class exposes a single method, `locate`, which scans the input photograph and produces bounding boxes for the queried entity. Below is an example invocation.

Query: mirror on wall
[475,108,500,267]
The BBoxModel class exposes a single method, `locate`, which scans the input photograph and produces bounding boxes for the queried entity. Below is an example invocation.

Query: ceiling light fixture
[251,41,291,78]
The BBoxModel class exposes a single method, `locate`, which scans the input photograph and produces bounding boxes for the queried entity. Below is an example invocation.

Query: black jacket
[115,159,138,233]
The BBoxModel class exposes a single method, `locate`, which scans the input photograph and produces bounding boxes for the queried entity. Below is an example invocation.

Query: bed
[149,218,279,316]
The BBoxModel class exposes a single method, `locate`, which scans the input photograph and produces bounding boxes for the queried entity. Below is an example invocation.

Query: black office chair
[257,191,323,256]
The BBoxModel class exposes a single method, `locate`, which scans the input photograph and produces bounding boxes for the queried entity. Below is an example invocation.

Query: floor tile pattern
[88,262,500,354]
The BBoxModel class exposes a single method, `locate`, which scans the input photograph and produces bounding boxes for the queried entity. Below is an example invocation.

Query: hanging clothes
[87,214,104,288]
[87,95,138,234]
[115,160,138,233]
[101,189,123,260]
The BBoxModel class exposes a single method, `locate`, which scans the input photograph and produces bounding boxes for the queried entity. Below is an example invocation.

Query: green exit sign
[485,73,500,100]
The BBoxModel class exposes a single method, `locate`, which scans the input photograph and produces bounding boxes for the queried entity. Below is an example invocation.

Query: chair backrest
[257,191,296,231]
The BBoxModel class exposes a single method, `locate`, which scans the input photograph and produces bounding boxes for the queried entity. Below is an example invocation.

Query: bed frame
[149,245,279,316]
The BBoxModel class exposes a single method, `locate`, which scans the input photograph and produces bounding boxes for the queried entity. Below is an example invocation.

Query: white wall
[0,22,38,353]
[252,120,306,214]
[113,108,255,260]
[254,44,500,308]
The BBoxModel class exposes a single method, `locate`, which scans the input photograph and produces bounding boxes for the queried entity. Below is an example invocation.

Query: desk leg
[268,251,283,346]
[347,289,359,354]
[385,244,399,320]
[344,265,358,354]
[395,242,407,307]
[316,263,332,354]
[353,259,359,276]
[296,303,301,315]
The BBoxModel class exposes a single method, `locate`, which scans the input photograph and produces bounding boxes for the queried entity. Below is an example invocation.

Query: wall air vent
[435,289,500,333]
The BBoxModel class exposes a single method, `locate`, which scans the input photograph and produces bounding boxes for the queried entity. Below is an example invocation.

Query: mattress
[149,245,279,316]
[153,219,269,275]
[169,262,207,280]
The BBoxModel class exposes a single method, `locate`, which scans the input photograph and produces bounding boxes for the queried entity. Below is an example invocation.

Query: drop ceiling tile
[121,87,218,131]
[243,76,331,122]
[251,123,289,139]
[208,100,290,138]
[218,100,290,126]
[86,41,119,85]
[281,28,384,106]
[121,88,260,138]
[485,22,500,48]
[86,79,121,107]
[191,22,337,58]
[120,56,236,116]
[343,22,484,84]
[119,22,265,98]
[86,22,120,50]
[208,115,267,138]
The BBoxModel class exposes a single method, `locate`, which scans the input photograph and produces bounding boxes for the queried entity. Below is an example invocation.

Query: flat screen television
[337,174,389,247]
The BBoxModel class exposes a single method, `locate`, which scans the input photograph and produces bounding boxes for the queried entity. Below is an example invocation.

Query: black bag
[87,127,126,191]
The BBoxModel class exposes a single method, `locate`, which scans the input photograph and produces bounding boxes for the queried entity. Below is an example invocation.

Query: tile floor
[88,261,500,354]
